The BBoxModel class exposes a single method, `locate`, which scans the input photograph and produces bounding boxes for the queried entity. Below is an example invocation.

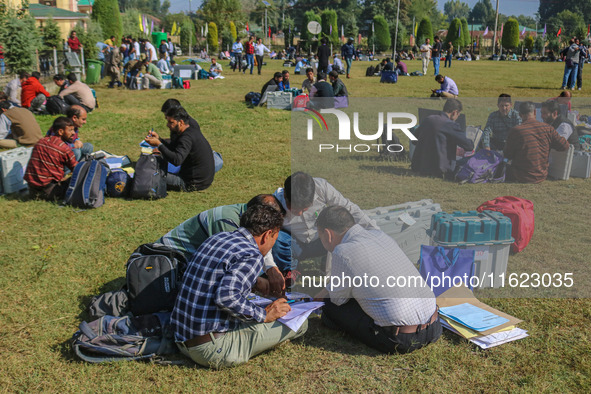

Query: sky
[168,0,540,18]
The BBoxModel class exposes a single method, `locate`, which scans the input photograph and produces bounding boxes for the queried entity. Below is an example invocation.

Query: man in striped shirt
[171,204,307,369]
[24,117,78,200]
[504,102,570,184]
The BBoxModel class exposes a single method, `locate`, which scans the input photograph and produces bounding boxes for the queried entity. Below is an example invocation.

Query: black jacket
[261,78,278,97]
[159,121,215,190]
[411,113,474,177]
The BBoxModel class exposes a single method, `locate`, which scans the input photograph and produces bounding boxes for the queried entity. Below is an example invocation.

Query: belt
[382,308,439,336]
[184,332,226,348]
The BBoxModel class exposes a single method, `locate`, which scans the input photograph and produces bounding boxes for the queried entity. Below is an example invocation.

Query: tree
[121,8,147,39]
[469,0,494,25]
[416,17,433,45]
[460,17,470,47]
[301,11,321,51]
[446,18,463,51]
[523,35,534,51]
[207,21,218,53]
[229,21,237,42]
[538,0,591,24]
[73,19,104,60]
[40,17,61,53]
[389,22,408,51]
[371,15,390,52]
[321,9,339,47]
[547,10,585,40]
[92,0,123,43]
[502,18,519,50]
[444,0,470,23]
[0,14,41,73]
[200,0,243,33]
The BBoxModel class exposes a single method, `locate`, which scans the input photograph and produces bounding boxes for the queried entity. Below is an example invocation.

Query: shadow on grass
[509,86,556,90]
[358,164,416,177]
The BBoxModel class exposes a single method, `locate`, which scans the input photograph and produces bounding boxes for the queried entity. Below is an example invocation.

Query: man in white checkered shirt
[316,206,441,354]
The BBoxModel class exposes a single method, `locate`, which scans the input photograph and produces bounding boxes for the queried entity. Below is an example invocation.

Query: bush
[0,14,41,74]
[121,9,147,39]
[524,35,534,52]
[372,15,390,52]
[321,9,339,48]
[73,20,103,60]
[40,17,61,53]
[460,17,470,47]
[207,22,218,53]
[92,0,123,43]
[446,18,462,52]
[229,21,237,42]
[301,11,321,51]
[502,18,519,50]
[416,17,434,46]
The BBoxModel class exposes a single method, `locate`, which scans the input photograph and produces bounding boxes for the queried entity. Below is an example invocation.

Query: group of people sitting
[301,68,349,98]
[160,171,440,369]
[411,94,576,184]
[3,71,96,114]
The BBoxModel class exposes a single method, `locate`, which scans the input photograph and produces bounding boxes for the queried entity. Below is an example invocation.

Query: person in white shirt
[420,38,432,75]
[132,38,141,60]
[3,75,22,106]
[332,53,344,74]
[231,38,244,72]
[315,206,441,354]
[254,38,270,75]
[157,53,171,75]
[144,40,158,62]
[167,38,175,62]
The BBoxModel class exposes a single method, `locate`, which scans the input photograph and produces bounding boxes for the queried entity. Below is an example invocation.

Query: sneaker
[561,86,566,90]
[572,87,576,91]
[578,88,582,90]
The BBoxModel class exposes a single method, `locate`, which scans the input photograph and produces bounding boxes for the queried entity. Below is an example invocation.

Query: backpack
[378,129,407,161]
[87,289,129,319]
[183,80,190,89]
[380,70,397,84]
[71,312,178,363]
[106,168,131,198]
[64,160,109,209]
[477,196,535,253]
[172,76,184,89]
[46,95,70,115]
[365,66,375,76]
[126,243,187,316]
[130,154,167,200]
[454,149,506,184]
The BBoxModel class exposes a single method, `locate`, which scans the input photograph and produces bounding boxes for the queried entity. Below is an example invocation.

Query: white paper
[278,301,324,332]
[399,212,417,226]
[441,320,528,349]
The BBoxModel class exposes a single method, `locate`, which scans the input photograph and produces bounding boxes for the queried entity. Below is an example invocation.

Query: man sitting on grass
[260,71,282,98]
[315,206,441,354]
[24,117,77,201]
[171,204,307,369]
[0,99,43,149]
[208,57,223,79]
[144,107,215,191]
[431,74,459,98]
[504,101,569,184]
[57,73,96,112]
[155,194,286,295]
[45,105,93,161]
[21,71,50,113]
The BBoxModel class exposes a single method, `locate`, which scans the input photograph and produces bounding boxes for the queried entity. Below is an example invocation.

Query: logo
[303,108,417,153]
[115,181,126,193]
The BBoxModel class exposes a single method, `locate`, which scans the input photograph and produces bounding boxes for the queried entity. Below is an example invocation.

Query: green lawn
[1,59,590,392]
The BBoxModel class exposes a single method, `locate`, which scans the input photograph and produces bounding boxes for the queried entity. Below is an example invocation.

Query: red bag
[293,94,309,109]
[477,196,534,253]
[183,80,190,89]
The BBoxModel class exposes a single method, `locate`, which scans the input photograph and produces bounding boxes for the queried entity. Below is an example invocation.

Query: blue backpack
[380,70,397,84]
[71,313,177,363]
[454,149,506,184]
[64,160,109,208]
[106,168,131,198]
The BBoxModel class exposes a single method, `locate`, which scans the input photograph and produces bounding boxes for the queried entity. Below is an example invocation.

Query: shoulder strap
[64,161,86,204]
[81,160,99,206]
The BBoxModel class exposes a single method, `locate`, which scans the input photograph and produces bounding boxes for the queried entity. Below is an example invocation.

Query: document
[439,303,509,332]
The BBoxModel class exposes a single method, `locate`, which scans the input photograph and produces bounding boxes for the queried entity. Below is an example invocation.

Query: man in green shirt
[155,194,286,294]
[142,58,163,89]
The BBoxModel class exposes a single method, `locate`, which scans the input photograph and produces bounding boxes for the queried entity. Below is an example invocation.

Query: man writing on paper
[171,204,308,369]
[315,206,441,354]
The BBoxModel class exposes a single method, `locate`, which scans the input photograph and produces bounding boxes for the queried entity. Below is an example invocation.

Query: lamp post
[492,0,500,55]
[392,0,401,59]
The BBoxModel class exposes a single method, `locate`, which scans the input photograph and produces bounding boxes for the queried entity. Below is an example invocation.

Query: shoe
[571,87,575,91]
[578,88,582,90]
[561,86,566,90]
[346,74,350,79]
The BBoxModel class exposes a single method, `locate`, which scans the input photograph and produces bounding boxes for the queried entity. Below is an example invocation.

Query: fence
[1,47,86,81]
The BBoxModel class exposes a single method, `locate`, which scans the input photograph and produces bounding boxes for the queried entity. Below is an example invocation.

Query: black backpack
[366,66,375,76]
[46,95,70,115]
[130,154,167,199]
[126,243,187,316]
[379,127,408,162]
[64,160,110,208]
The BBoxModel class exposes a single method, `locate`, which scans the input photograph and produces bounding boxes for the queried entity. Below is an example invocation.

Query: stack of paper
[437,285,528,349]
[246,292,323,332]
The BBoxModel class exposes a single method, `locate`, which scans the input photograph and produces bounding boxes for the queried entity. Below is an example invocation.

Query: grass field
[1,58,591,392]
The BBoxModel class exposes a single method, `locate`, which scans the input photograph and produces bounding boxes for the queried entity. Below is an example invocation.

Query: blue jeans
[72,142,94,161]
[271,230,293,272]
[0,59,4,75]
[245,54,254,74]
[562,63,578,89]
[444,55,451,68]
[213,151,223,173]
[432,57,440,75]
[345,57,352,74]
[166,173,187,191]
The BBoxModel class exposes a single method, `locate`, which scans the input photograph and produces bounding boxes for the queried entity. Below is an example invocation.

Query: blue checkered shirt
[482,109,522,149]
[171,227,267,341]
